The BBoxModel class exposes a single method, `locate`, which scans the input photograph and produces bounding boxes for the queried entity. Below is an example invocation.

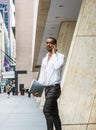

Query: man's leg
[43,85,62,130]
[53,105,62,130]
[43,98,54,130]
[43,98,62,130]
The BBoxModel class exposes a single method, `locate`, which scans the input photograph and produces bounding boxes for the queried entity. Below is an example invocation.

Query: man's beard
[47,46,53,52]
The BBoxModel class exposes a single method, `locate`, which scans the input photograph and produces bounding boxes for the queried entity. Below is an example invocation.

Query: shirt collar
[46,51,58,57]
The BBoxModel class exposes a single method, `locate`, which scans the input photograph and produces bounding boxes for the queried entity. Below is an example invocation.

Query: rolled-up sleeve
[51,54,64,70]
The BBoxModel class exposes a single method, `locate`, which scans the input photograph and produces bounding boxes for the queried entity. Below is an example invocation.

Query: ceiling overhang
[32,0,51,71]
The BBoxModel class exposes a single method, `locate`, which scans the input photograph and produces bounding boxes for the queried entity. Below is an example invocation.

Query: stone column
[59,0,96,130]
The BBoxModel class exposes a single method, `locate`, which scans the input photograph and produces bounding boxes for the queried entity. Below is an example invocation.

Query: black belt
[53,84,60,87]
[46,84,60,88]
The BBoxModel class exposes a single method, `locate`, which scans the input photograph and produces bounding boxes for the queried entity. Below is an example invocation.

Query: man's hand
[52,45,57,54]
[33,92,39,97]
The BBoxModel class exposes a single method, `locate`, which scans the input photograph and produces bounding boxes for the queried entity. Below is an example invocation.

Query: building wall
[15,0,38,88]
[59,0,96,130]
[0,14,7,80]
[57,21,76,68]
[0,15,3,80]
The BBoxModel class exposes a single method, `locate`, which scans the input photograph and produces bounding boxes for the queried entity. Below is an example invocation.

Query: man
[36,37,64,130]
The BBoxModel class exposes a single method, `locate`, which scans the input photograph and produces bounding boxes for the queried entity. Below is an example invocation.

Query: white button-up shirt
[38,52,64,85]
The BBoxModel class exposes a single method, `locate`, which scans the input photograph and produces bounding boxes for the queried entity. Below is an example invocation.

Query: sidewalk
[0,93,47,130]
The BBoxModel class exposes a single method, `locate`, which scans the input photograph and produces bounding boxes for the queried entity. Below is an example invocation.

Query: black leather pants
[43,84,62,130]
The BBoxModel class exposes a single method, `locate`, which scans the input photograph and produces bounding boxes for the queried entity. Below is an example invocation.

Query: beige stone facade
[15,0,38,88]
[59,0,96,129]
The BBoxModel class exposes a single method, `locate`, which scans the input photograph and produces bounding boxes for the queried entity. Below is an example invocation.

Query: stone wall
[59,0,96,130]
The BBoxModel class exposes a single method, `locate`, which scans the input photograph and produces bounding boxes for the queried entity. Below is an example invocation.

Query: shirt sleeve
[51,53,64,70]
[38,61,45,84]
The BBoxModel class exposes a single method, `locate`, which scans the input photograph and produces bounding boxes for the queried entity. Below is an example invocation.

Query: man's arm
[51,54,64,70]
[51,44,64,69]
[38,61,45,84]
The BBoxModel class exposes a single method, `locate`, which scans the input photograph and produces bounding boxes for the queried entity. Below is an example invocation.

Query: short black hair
[48,37,57,44]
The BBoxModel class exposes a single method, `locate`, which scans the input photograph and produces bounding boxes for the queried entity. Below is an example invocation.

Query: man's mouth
[47,46,52,51]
